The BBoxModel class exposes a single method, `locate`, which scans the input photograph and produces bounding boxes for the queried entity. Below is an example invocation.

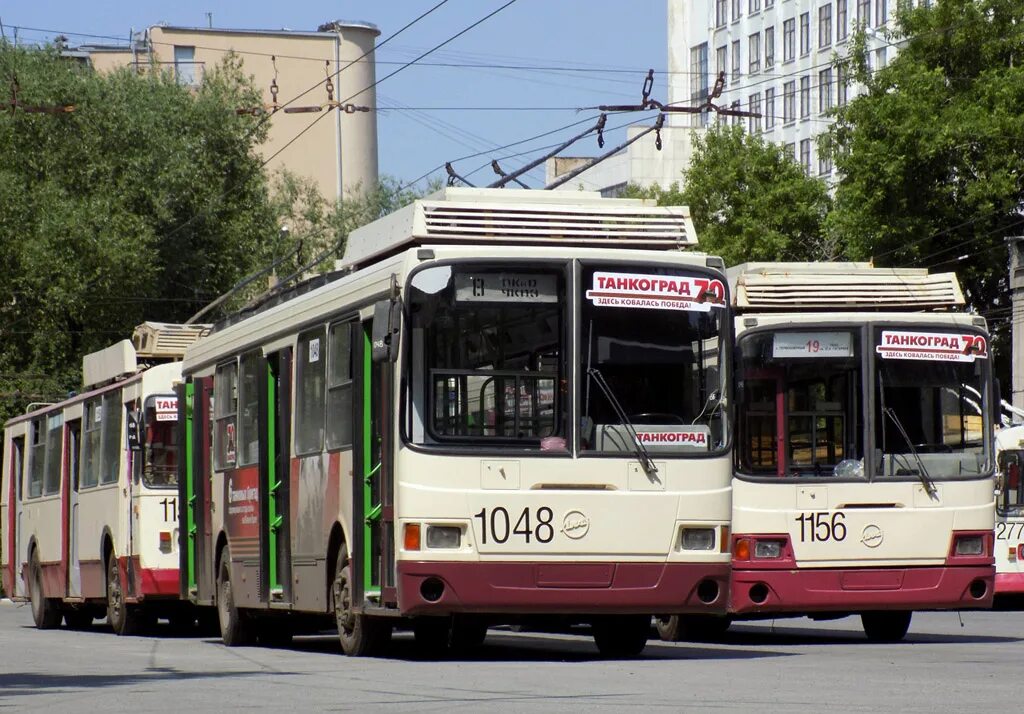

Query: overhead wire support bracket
[445,162,476,187]
[490,159,529,189]
[487,113,607,189]
[545,113,665,191]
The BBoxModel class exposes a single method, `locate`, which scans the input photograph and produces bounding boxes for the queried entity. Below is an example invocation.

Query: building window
[766,0,774,7]
[875,47,887,69]
[819,4,833,47]
[800,75,811,118]
[214,361,238,470]
[749,92,762,133]
[749,0,761,13]
[765,26,775,68]
[784,142,796,161]
[875,0,887,26]
[799,12,811,55]
[765,87,776,128]
[749,33,761,74]
[837,64,848,106]
[692,43,710,127]
[837,0,849,41]
[730,100,742,127]
[800,138,812,175]
[716,0,728,27]
[819,152,833,175]
[857,0,870,27]
[326,321,355,450]
[783,19,796,62]
[783,80,796,123]
[819,68,834,113]
[173,45,197,86]
[731,40,741,80]
[733,0,742,22]
[716,45,728,87]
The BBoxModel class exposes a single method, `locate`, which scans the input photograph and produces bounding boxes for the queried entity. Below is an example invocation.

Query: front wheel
[860,611,912,643]
[107,556,141,636]
[656,614,731,642]
[332,554,391,656]
[592,615,649,658]
[29,551,62,630]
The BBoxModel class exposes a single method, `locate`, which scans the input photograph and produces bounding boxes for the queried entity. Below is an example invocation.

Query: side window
[82,399,101,488]
[100,392,123,485]
[296,327,327,455]
[237,352,262,467]
[214,361,238,470]
[326,321,354,450]
[12,437,24,501]
[29,419,45,498]
[43,413,63,495]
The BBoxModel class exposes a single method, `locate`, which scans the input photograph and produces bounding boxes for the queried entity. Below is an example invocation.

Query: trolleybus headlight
[954,535,984,556]
[681,528,715,551]
[754,540,784,559]
[426,526,462,549]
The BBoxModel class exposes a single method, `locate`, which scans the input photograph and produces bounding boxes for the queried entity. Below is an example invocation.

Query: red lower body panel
[397,560,729,616]
[124,557,178,602]
[730,565,993,614]
[995,572,1024,596]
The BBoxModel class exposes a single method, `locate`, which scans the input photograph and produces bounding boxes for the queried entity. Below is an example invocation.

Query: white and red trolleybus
[1,322,207,633]
[177,187,733,657]
[995,424,1024,599]
[662,262,995,642]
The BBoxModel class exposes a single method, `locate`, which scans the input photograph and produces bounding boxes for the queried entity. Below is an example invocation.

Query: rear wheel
[449,617,488,651]
[106,556,141,636]
[860,611,912,643]
[656,614,731,642]
[332,554,391,656]
[413,617,451,656]
[592,615,649,658]
[217,557,254,646]
[29,551,62,630]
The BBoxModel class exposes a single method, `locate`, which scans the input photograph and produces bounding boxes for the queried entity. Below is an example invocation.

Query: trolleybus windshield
[874,327,990,480]
[736,329,862,477]
[580,264,727,455]
[142,394,178,488]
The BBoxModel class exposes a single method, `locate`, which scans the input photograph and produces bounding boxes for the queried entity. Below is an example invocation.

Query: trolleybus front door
[65,419,82,598]
[8,437,25,598]
[183,377,215,605]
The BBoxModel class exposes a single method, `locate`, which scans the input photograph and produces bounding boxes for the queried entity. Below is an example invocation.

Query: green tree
[825,0,1024,333]
[628,124,834,265]
[0,43,277,419]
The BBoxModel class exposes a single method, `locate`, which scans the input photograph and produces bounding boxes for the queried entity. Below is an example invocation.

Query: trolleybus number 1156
[473,506,555,544]
[795,511,847,543]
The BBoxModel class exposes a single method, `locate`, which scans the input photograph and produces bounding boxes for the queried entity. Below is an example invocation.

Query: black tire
[861,611,912,643]
[106,556,141,636]
[64,609,95,630]
[256,621,294,647]
[217,556,255,646]
[449,617,488,651]
[656,614,731,642]
[592,615,649,658]
[413,617,452,655]
[332,553,391,656]
[29,551,62,630]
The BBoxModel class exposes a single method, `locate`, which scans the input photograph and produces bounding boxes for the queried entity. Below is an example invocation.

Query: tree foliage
[825,0,1024,332]
[0,43,276,418]
[627,124,834,265]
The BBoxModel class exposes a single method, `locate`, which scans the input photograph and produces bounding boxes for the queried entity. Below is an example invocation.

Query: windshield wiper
[586,367,659,479]
[882,406,938,499]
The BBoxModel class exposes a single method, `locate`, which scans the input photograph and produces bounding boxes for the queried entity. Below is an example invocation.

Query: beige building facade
[80,22,380,201]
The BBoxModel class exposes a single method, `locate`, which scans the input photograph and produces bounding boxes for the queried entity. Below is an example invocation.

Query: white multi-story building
[547,0,903,193]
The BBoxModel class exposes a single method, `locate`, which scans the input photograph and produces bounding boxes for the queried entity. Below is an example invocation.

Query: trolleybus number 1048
[474,506,555,544]
[795,511,847,543]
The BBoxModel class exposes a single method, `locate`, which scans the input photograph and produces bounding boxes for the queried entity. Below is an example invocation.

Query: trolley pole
[1009,236,1024,417]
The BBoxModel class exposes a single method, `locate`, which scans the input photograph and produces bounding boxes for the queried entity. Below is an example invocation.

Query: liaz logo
[561,510,590,539]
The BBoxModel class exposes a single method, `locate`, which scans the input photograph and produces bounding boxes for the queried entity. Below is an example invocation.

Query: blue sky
[3,1,668,190]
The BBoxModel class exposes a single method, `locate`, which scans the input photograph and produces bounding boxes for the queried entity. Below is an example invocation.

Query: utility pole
[1009,236,1024,417]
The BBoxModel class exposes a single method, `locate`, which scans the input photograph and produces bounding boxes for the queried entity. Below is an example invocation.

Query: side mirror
[371,298,401,363]
[126,411,143,452]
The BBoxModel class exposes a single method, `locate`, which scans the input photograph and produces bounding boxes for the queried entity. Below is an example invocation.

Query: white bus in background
[995,424,1024,600]
[658,263,995,643]
[1,323,207,634]
[179,187,733,657]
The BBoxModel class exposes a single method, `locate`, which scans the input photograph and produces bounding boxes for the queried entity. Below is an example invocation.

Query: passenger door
[65,420,82,598]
